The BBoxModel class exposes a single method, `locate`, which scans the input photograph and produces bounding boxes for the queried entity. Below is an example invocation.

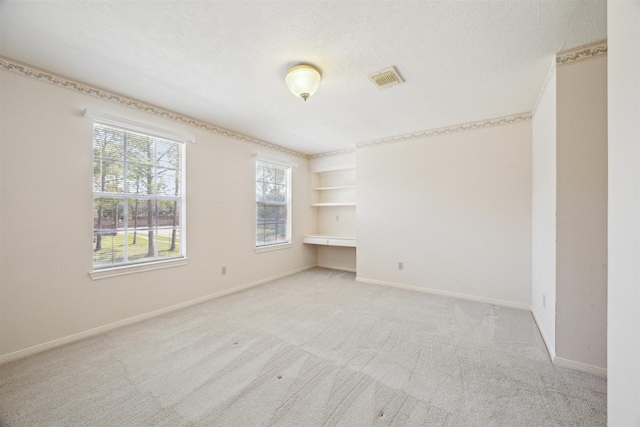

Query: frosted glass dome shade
[285,65,321,101]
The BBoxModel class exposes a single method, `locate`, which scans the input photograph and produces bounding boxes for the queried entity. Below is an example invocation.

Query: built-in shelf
[310,164,356,173]
[303,235,356,247]
[313,185,357,191]
[311,202,356,207]
[307,165,357,270]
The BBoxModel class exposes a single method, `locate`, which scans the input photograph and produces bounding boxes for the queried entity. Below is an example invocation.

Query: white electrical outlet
[221,266,227,276]
[398,262,404,270]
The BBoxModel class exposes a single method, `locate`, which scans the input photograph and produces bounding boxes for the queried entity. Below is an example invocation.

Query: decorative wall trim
[554,356,607,378]
[0,56,308,160]
[355,112,532,151]
[355,276,532,311]
[556,40,607,67]
[308,147,357,160]
[0,55,550,161]
[0,265,316,365]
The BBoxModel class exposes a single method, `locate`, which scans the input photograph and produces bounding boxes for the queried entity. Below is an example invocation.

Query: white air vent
[367,66,404,90]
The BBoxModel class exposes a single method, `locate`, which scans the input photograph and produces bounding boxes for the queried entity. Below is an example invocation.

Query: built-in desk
[302,235,356,247]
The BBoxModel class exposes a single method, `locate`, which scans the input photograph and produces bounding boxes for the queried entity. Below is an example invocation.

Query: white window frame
[88,110,190,278]
[254,154,295,252]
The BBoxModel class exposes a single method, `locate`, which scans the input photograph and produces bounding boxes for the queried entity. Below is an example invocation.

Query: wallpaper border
[355,113,532,151]
[308,148,357,160]
[2,55,536,161]
[556,40,607,67]
[0,56,309,160]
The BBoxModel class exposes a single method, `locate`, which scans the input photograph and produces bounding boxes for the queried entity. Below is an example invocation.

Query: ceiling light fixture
[285,64,321,101]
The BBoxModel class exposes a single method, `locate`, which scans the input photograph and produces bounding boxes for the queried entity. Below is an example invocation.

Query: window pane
[156,139,180,168]
[157,200,178,227]
[158,228,180,259]
[127,164,154,195]
[256,224,265,246]
[263,223,276,243]
[256,163,264,181]
[258,204,276,221]
[156,168,180,196]
[93,198,124,231]
[93,160,123,193]
[265,182,276,202]
[255,160,290,247]
[264,165,275,183]
[93,198,125,267]
[94,125,124,159]
[129,198,146,228]
[276,184,286,202]
[93,230,125,267]
[127,133,154,165]
[128,198,155,228]
[126,228,154,262]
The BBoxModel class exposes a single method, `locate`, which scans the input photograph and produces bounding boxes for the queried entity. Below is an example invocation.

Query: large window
[256,160,291,247]
[93,121,185,269]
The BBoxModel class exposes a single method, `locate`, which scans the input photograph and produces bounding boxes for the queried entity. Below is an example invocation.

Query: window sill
[255,242,292,253]
[90,258,189,280]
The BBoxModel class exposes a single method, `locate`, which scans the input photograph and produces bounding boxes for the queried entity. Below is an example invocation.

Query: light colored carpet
[0,268,606,426]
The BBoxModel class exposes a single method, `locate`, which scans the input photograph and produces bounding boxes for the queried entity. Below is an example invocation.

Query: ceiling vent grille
[367,66,404,90]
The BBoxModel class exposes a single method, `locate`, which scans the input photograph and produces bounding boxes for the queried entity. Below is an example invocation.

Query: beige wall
[0,71,317,357]
[608,1,640,423]
[555,56,607,370]
[531,59,557,358]
[356,122,532,307]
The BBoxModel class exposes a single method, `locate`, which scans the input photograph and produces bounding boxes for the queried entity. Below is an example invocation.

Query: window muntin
[93,122,185,269]
[256,160,291,247]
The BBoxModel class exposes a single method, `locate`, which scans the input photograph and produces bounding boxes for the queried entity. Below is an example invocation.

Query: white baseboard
[317,263,356,273]
[554,356,607,378]
[355,276,531,311]
[531,309,556,361]
[0,265,316,365]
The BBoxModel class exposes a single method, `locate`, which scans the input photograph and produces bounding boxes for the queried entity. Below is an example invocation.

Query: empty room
[1,1,639,426]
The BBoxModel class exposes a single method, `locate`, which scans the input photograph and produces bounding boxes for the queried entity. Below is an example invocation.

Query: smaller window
[255,160,291,247]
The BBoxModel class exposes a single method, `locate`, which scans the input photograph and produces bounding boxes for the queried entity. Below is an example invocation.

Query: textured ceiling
[0,1,606,155]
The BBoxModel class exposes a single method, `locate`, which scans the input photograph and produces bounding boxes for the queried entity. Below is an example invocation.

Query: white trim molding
[355,276,531,311]
[531,59,556,118]
[556,40,607,67]
[0,265,316,365]
[252,153,298,168]
[554,357,607,378]
[90,258,189,280]
[317,264,357,273]
[85,108,195,143]
[254,242,293,253]
[531,309,556,362]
